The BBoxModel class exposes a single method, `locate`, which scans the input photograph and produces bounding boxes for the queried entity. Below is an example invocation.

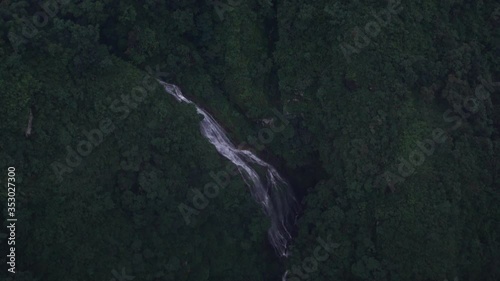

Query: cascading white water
[160,81,298,257]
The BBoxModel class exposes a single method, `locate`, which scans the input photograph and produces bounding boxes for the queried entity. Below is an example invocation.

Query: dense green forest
[0,0,499,280]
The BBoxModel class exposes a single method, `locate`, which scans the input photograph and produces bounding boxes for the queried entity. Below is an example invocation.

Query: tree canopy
[0,0,499,280]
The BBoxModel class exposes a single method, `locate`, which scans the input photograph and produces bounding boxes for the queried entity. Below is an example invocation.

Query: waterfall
[160,81,298,257]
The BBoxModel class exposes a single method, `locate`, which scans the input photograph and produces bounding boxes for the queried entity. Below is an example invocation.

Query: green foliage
[0,0,499,281]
